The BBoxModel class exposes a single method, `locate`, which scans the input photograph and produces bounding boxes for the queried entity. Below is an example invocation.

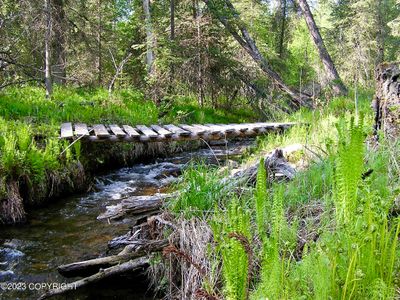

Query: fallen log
[97,193,177,221]
[38,257,149,300]
[58,239,168,278]
[228,144,302,185]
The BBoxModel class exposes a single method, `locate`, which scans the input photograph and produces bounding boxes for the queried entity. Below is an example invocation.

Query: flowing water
[0,141,253,300]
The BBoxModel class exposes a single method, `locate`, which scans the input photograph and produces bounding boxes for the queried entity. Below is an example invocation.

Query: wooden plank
[192,124,219,135]
[122,125,140,138]
[93,124,110,138]
[61,123,74,139]
[163,124,191,136]
[216,124,235,133]
[229,124,250,132]
[109,124,126,137]
[136,125,159,138]
[179,124,206,135]
[151,125,173,137]
[205,124,227,134]
[74,123,89,137]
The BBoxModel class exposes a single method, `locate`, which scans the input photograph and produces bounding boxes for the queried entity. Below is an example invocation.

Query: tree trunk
[44,0,53,98]
[170,0,175,83]
[203,0,311,108]
[296,0,347,96]
[278,0,287,58]
[52,0,67,85]
[143,0,154,75]
[194,0,204,107]
[373,62,400,140]
[376,0,385,65]
[97,0,102,85]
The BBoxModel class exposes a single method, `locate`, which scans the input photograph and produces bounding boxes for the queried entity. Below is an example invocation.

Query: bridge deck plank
[179,124,206,135]
[163,124,191,137]
[93,124,110,138]
[61,123,74,139]
[74,123,90,137]
[109,125,126,137]
[136,125,159,138]
[151,125,173,137]
[122,125,140,138]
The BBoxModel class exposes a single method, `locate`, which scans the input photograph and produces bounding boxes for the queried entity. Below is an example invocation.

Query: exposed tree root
[0,181,26,224]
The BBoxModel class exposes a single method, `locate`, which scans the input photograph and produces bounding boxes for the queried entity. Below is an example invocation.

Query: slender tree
[52,0,67,84]
[277,0,287,58]
[97,0,102,85]
[170,0,175,83]
[296,0,347,96]
[143,0,154,75]
[44,0,53,98]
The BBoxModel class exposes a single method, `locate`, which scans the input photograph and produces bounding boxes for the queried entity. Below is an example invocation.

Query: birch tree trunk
[44,0,53,98]
[143,0,154,75]
[194,0,204,107]
[296,0,347,96]
[170,0,175,84]
[52,0,66,85]
[97,0,102,85]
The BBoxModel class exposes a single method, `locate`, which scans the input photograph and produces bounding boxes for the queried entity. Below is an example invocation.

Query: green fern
[212,198,251,300]
[255,158,268,240]
[16,124,32,152]
[334,115,365,225]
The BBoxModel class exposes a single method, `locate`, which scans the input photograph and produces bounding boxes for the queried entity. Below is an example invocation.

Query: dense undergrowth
[169,90,400,299]
[0,86,257,224]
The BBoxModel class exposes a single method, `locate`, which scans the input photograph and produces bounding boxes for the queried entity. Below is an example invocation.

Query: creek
[0,141,253,300]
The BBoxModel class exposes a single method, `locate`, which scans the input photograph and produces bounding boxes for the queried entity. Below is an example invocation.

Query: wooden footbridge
[60,122,296,143]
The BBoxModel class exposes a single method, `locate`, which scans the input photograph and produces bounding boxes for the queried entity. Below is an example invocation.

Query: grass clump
[170,163,226,217]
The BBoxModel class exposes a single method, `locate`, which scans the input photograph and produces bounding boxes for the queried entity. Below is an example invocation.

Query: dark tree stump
[373,62,400,140]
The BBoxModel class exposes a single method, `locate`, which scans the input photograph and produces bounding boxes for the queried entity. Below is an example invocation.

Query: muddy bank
[0,140,204,224]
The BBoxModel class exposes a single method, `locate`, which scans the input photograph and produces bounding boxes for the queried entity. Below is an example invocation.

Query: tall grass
[170,163,226,217]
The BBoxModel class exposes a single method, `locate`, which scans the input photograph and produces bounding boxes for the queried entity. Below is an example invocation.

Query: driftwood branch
[38,257,150,300]
[58,239,168,278]
[97,193,177,221]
